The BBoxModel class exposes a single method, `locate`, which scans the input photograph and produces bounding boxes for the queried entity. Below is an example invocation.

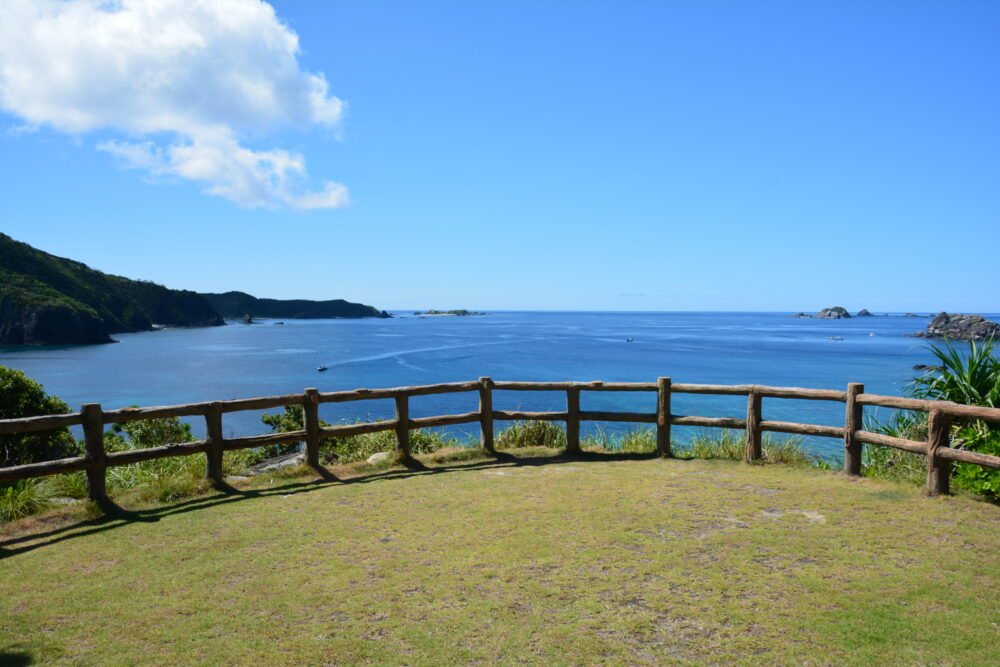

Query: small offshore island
[0,234,388,346]
[412,309,486,317]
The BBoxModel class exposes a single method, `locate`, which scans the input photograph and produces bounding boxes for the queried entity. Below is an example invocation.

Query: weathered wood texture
[479,377,495,454]
[857,394,1000,421]
[565,387,581,454]
[303,388,321,468]
[657,377,671,457]
[204,402,224,485]
[108,441,209,466]
[926,409,951,496]
[223,430,306,451]
[671,416,747,429]
[81,403,106,504]
[759,420,843,439]
[844,383,864,476]
[672,383,753,395]
[0,412,82,434]
[854,430,927,454]
[744,390,762,463]
[0,455,90,483]
[410,412,480,429]
[492,410,569,421]
[395,395,410,458]
[935,447,1000,469]
[320,421,397,438]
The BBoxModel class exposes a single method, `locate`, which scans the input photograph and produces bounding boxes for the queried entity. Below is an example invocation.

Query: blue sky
[1,0,997,312]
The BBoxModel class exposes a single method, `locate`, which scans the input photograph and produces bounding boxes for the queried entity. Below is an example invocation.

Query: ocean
[0,311,979,459]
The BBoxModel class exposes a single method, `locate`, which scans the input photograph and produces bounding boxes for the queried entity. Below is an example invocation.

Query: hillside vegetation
[201,291,388,319]
[1,450,997,665]
[0,233,221,345]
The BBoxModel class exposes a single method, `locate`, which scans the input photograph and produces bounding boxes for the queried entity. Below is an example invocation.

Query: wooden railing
[2,377,999,508]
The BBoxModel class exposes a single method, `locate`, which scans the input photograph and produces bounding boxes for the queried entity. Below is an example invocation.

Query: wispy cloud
[0,0,348,209]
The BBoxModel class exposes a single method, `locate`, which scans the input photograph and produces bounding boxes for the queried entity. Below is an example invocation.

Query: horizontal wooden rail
[410,412,481,428]
[492,381,574,391]
[671,415,747,429]
[103,404,209,423]
[493,410,569,421]
[671,383,753,395]
[760,420,844,439]
[319,381,479,403]
[3,377,1000,507]
[107,441,209,465]
[855,430,927,454]
[0,413,82,435]
[0,455,91,483]
[935,447,1000,470]
[579,411,657,423]
[858,393,1000,422]
[321,421,398,438]
[756,387,847,402]
[224,431,308,451]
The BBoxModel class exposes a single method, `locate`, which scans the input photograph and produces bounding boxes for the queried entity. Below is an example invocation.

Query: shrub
[0,366,80,468]
[0,479,48,522]
[870,339,1000,497]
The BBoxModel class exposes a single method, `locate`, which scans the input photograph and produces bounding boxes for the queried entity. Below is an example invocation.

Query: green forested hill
[0,233,222,345]
[200,291,389,319]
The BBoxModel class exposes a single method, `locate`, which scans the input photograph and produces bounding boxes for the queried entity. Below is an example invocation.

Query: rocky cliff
[911,312,1000,341]
[0,234,223,345]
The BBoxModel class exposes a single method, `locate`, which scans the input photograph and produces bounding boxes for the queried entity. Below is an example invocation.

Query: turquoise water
[0,311,982,458]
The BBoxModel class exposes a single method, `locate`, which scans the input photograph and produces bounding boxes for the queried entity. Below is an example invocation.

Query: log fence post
[656,377,672,457]
[565,385,581,454]
[479,377,495,454]
[926,409,951,496]
[205,402,225,485]
[744,388,762,463]
[844,383,864,476]
[81,403,107,505]
[395,393,411,459]
[303,388,321,467]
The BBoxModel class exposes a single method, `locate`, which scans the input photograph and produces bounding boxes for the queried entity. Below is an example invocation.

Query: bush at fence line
[0,366,80,468]
[495,421,567,449]
[260,404,460,464]
[869,338,1000,498]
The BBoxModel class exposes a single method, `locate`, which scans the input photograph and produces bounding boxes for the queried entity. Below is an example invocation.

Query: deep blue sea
[1,311,988,459]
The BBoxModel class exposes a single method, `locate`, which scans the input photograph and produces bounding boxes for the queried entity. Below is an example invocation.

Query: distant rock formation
[815,307,851,319]
[903,313,921,317]
[910,312,1000,341]
[856,309,873,317]
[793,312,811,318]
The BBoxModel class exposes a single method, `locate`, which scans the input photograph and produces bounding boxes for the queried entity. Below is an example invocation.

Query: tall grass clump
[582,425,656,453]
[0,480,49,522]
[495,421,566,449]
[869,338,1000,497]
[676,429,832,467]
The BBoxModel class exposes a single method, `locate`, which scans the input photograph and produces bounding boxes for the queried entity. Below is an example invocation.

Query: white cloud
[0,0,348,209]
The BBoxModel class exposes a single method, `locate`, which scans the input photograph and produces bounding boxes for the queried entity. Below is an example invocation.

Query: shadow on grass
[0,448,664,559]
[0,650,34,666]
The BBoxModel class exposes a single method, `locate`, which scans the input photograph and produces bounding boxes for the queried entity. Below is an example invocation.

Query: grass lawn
[2,448,999,665]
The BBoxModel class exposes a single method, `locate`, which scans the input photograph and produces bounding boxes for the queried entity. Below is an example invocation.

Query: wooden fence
[2,377,1000,509]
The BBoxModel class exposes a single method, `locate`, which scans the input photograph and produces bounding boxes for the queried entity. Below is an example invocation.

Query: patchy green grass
[2,448,999,665]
